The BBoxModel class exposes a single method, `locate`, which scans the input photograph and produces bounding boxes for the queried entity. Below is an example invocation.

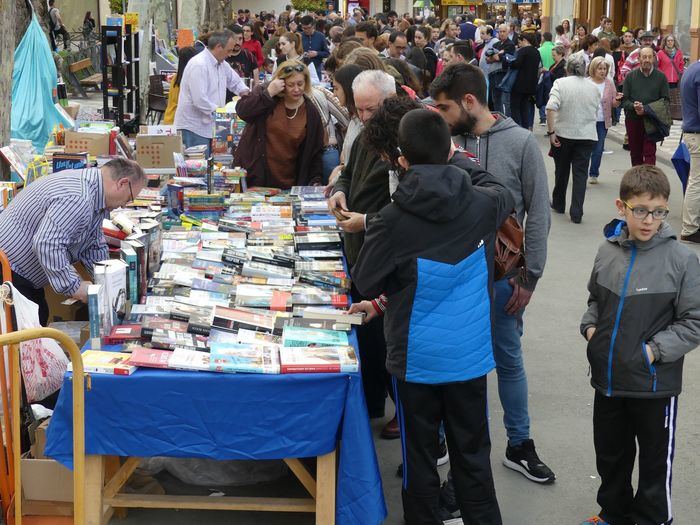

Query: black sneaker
[503,439,555,484]
[439,471,460,517]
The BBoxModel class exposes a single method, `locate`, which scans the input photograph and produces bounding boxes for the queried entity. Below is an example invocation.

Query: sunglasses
[282,64,305,74]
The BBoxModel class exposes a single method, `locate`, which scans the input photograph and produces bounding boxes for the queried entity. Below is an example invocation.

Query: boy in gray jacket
[580,165,700,525]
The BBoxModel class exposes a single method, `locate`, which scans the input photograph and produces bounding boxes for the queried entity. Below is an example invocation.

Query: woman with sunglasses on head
[234,61,324,189]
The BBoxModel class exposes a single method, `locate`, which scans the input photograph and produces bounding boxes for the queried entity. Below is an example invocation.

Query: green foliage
[110,0,124,15]
[291,0,325,14]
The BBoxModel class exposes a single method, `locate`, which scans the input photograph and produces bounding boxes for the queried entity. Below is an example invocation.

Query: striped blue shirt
[0,168,109,295]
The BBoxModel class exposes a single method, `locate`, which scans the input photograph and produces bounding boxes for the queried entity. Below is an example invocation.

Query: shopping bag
[10,282,68,403]
[672,134,690,194]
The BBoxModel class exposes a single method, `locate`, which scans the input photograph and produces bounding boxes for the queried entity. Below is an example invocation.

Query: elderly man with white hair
[326,69,398,432]
[546,53,601,224]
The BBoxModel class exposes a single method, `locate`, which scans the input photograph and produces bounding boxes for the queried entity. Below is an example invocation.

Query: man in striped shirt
[0,158,146,325]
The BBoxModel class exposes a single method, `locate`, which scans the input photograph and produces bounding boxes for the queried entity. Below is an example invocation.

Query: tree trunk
[15,0,51,46]
[1,0,18,179]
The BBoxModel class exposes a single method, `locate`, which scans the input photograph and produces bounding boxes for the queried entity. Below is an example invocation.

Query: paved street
[112,128,700,525]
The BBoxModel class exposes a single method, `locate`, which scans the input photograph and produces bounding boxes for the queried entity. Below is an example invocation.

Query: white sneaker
[589,177,598,185]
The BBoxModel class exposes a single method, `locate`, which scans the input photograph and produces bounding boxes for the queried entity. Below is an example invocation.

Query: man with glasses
[383,31,408,60]
[174,30,250,155]
[300,15,330,79]
[0,159,147,326]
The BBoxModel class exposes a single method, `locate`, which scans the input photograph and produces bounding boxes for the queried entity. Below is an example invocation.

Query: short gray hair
[552,45,565,57]
[208,30,234,50]
[352,70,396,98]
[566,53,587,77]
[104,158,146,183]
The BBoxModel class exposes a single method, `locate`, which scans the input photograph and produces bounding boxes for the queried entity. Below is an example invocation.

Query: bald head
[639,47,655,73]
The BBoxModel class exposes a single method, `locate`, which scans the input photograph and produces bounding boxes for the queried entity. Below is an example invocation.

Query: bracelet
[546,131,555,136]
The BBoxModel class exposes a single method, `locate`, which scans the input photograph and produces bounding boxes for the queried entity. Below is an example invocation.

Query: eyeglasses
[128,180,135,203]
[282,64,305,74]
[622,200,669,221]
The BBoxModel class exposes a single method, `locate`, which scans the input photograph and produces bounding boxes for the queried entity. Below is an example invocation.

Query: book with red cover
[102,324,142,345]
[279,346,359,373]
[128,346,172,369]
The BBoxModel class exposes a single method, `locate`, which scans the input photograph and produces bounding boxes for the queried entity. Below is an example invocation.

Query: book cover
[120,243,139,305]
[68,350,137,376]
[150,329,208,351]
[187,309,214,336]
[236,328,282,346]
[281,325,349,348]
[94,260,128,332]
[284,317,351,332]
[209,343,281,374]
[301,306,365,326]
[123,238,147,301]
[87,284,105,350]
[103,324,142,345]
[141,316,188,338]
[128,346,172,369]
[212,306,276,333]
[279,345,359,373]
[168,347,211,372]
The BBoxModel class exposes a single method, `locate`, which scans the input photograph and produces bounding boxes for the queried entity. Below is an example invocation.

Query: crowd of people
[153,5,700,525]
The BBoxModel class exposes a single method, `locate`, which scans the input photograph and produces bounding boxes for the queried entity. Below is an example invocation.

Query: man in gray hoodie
[430,63,554,488]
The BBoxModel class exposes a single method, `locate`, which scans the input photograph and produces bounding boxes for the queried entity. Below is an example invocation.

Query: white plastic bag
[11,283,69,402]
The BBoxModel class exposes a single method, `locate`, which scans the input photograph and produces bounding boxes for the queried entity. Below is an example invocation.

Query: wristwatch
[546,131,555,136]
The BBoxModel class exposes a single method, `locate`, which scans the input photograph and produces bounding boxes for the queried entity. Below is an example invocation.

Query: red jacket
[657,49,684,84]
[242,39,264,68]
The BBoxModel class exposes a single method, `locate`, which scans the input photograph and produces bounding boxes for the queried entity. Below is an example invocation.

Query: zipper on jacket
[606,245,637,396]
[641,341,658,392]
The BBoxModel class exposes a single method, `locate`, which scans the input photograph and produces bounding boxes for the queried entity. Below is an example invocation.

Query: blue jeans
[180,129,211,157]
[321,146,340,185]
[589,121,608,178]
[538,105,546,123]
[493,278,529,446]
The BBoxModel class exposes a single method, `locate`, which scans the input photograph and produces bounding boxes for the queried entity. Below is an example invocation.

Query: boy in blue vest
[352,109,513,524]
[580,165,700,525]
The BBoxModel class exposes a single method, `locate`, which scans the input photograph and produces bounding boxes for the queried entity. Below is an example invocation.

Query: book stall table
[44,332,386,525]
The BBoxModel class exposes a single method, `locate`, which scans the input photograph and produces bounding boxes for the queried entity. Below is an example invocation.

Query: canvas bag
[10,282,68,403]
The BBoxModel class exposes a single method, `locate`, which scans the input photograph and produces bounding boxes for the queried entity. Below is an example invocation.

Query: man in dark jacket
[300,15,330,79]
[353,109,512,525]
[327,70,396,423]
[622,47,669,166]
[487,24,517,115]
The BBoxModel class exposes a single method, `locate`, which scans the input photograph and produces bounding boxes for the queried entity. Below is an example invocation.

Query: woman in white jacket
[546,53,601,224]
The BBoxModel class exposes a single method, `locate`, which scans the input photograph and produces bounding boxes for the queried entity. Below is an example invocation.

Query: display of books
[279,346,359,373]
[128,346,172,369]
[168,347,211,371]
[69,350,137,376]
[301,306,365,326]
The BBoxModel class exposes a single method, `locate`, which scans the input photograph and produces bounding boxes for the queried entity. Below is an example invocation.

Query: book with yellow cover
[68,350,137,376]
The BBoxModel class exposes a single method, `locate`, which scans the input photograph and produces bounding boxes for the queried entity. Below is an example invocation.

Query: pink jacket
[594,77,618,129]
[657,49,684,84]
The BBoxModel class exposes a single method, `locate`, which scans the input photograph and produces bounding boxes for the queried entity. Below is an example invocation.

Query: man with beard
[430,64,554,502]
[622,47,669,166]
[225,25,259,92]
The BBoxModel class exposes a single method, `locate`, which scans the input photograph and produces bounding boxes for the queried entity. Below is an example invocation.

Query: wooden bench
[67,58,105,98]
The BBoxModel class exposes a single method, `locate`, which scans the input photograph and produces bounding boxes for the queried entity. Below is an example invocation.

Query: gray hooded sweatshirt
[455,115,551,290]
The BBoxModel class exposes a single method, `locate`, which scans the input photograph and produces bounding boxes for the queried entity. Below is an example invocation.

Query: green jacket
[539,41,555,70]
[622,68,670,121]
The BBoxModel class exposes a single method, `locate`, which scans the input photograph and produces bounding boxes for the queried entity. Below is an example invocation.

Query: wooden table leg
[84,455,105,525]
[105,456,128,519]
[315,449,336,525]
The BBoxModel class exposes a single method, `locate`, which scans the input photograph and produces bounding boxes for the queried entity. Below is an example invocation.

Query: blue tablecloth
[45,336,387,525]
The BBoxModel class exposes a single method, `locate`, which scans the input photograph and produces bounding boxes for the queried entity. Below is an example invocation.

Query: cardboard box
[30,418,50,459]
[21,457,74,502]
[64,103,81,120]
[136,134,183,168]
[64,131,110,156]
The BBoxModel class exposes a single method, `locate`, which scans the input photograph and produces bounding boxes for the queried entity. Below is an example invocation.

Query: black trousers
[394,375,502,525]
[350,283,389,418]
[551,137,595,220]
[593,391,678,525]
[11,271,49,327]
[509,92,533,129]
[51,27,70,51]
